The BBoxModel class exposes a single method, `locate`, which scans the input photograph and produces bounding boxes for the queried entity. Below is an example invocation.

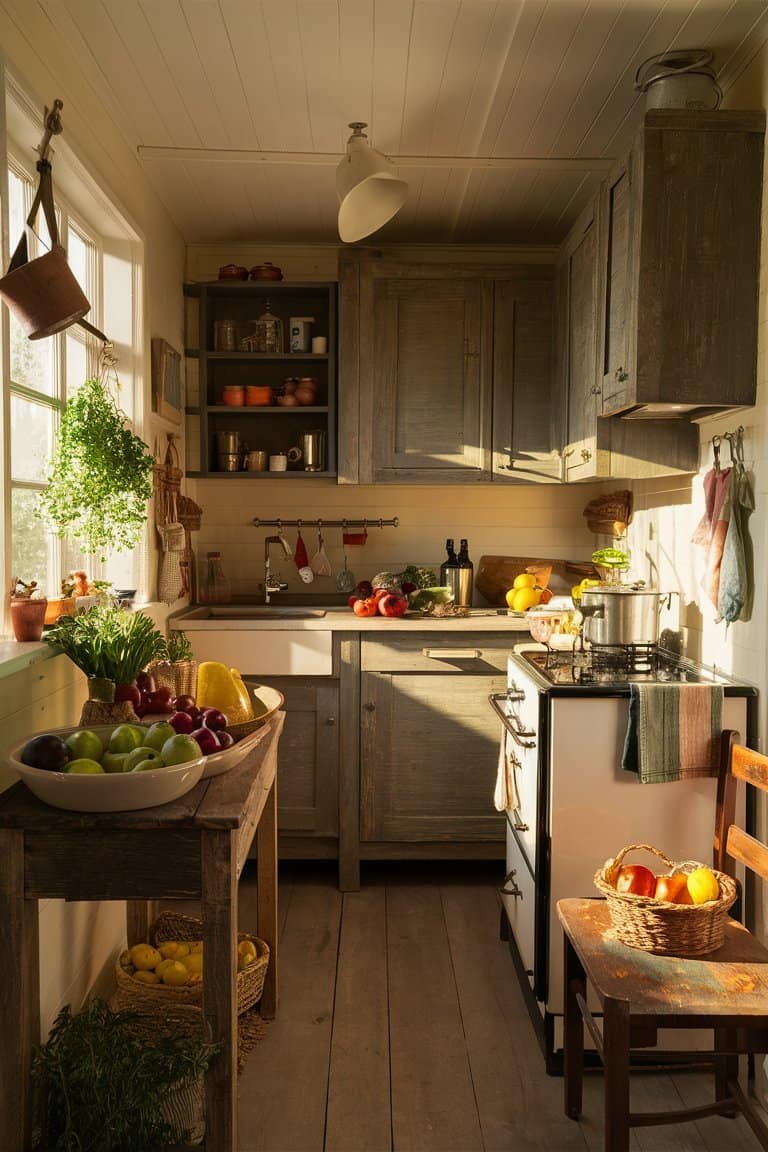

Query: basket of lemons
[114,910,268,1019]
[594,844,738,957]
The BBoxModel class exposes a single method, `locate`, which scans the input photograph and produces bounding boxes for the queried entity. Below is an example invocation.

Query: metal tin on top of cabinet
[597,109,765,418]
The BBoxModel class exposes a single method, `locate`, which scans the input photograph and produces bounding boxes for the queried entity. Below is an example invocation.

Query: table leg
[0,829,40,1151]
[202,828,238,1152]
[126,899,159,947]
[257,774,278,1019]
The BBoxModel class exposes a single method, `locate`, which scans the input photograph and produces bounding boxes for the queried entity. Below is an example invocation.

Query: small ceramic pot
[222,386,246,407]
[10,597,48,642]
[249,262,283,281]
[218,264,248,281]
[245,385,273,406]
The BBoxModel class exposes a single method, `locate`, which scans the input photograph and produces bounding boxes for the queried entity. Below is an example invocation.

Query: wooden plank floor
[228,862,764,1151]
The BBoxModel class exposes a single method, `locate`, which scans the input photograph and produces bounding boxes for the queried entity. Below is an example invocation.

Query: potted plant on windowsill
[9,577,48,642]
[45,603,167,726]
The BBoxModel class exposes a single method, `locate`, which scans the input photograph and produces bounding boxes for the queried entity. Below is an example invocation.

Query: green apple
[143,721,177,753]
[65,729,104,762]
[102,751,130,774]
[161,734,201,766]
[124,746,162,772]
[66,758,105,774]
[108,724,145,754]
[131,757,164,773]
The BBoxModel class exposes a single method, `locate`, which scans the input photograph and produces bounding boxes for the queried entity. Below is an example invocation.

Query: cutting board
[475,555,598,605]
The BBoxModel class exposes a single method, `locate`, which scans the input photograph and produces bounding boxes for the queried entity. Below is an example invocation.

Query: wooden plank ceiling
[5,0,768,244]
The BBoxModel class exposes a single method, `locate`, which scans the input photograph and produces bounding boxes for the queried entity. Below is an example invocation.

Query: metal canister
[443,566,473,607]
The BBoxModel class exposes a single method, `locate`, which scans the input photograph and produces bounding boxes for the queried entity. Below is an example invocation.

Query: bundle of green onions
[45,604,167,687]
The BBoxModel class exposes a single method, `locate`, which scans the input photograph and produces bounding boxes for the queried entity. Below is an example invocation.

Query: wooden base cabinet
[359,635,508,845]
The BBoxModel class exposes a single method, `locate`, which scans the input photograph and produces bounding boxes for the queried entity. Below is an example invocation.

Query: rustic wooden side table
[0,710,284,1152]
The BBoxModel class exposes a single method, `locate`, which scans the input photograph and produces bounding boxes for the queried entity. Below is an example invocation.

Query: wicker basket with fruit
[594,843,738,957]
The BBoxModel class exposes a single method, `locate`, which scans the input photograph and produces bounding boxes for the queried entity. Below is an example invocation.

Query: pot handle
[657,592,675,614]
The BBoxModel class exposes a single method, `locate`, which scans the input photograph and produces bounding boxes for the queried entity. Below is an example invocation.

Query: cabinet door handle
[325,717,336,725]
[513,819,529,832]
[581,448,592,462]
[615,366,628,382]
[500,869,523,898]
[590,385,602,395]
[422,648,482,659]
[364,702,376,712]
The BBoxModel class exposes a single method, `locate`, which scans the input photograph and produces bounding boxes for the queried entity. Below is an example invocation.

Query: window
[2,84,145,614]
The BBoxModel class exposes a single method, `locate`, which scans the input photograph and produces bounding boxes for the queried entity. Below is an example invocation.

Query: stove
[520,645,742,689]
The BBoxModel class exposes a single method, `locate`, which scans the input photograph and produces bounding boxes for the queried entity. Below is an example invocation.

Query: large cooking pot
[580,586,671,648]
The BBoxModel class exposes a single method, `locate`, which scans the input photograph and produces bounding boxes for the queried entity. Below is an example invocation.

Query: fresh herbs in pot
[45,604,167,685]
[165,629,194,663]
[37,375,154,558]
[32,998,219,1152]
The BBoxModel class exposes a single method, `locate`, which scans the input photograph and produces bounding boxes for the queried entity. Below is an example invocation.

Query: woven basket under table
[113,910,269,1020]
[594,843,738,958]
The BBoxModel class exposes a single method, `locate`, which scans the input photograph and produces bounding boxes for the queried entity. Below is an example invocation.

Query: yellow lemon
[237,952,252,973]
[512,572,537,590]
[238,939,257,963]
[161,961,190,987]
[132,970,160,985]
[155,958,178,977]
[189,940,203,954]
[687,867,720,905]
[180,952,204,975]
[129,943,162,972]
[511,586,542,613]
[158,941,190,961]
[187,973,202,985]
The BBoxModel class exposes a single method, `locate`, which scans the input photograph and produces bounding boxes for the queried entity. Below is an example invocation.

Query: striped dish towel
[621,683,723,783]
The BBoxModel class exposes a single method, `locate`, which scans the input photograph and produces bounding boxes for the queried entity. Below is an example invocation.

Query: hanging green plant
[37,364,154,559]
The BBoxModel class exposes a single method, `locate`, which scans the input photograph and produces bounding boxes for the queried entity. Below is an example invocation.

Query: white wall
[0,19,187,1035]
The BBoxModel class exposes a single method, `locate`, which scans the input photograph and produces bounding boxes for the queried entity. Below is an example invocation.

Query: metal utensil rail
[252,517,399,529]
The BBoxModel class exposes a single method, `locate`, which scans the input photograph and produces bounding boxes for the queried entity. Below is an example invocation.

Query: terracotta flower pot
[10,598,48,642]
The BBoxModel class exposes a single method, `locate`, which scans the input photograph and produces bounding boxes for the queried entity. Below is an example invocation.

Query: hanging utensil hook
[711,435,721,472]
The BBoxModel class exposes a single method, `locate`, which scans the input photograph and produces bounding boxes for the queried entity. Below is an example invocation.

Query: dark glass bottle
[456,539,474,607]
[439,538,458,588]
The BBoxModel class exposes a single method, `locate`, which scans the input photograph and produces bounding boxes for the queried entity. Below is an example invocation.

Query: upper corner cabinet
[597,109,765,419]
[183,280,337,478]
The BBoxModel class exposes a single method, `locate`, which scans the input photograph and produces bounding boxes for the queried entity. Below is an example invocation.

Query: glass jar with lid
[248,300,283,354]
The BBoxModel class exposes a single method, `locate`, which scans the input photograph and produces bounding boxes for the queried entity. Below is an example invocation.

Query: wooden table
[0,710,284,1152]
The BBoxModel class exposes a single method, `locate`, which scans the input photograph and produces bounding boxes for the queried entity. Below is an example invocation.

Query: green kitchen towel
[622,682,723,783]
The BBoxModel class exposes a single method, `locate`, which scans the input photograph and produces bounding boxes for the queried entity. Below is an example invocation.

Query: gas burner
[522,645,738,688]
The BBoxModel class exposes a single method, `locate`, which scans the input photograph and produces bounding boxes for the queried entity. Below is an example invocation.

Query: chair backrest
[715,730,768,882]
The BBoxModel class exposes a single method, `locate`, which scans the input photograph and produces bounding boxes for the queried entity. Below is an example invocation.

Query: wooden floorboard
[325,886,391,1152]
[237,866,342,1152]
[228,862,767,1151]
[387,882,484,1151]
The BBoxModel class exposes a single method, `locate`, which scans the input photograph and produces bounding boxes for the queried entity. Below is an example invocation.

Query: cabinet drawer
[501,826,536,988]
[361,633,513,673]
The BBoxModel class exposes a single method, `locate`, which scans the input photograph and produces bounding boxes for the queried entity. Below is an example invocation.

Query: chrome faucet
[264,535,293,603]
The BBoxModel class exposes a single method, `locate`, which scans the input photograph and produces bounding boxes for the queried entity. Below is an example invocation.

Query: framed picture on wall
[151,338,183,424]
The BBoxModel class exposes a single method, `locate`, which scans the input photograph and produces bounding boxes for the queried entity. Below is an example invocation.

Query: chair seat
[558,898,768,1019]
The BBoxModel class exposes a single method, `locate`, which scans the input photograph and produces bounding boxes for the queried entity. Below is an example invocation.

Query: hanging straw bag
[0,150,90,340]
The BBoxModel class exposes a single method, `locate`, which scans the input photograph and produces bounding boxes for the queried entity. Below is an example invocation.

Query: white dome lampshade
[336,123,407,243]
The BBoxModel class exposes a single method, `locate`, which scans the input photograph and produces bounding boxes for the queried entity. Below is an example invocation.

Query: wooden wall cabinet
[597,109,764,418]
[558,197,698,482]
[339,252,559,485]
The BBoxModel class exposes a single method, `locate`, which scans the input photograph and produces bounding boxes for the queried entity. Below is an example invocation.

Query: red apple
[145,690,175,715]
[615,864,656,897]
[216,731,235,749]
[175,694,196,714]
[202,707,228,732]
[356,580,373,598]
[347,593,360,609]
[169,710,195,734]
[187,707,203,728]
[151,685,174,706]
[191,727,220,755]
[378,593,408,617]
[115,683,142,708]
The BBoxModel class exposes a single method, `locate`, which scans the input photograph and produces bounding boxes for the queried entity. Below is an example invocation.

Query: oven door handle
[488,692,537,748]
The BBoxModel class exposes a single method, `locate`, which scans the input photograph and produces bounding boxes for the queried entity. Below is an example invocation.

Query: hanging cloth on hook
[718,430,754,624]
[691,442,732,615]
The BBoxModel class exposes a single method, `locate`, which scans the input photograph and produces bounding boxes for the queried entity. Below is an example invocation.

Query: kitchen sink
[204,606,327,619]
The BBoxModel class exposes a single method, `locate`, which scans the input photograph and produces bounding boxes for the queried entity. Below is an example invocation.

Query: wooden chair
[557,730,768,1152]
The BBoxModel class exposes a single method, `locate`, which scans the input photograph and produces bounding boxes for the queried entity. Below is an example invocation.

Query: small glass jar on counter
[198,551,230,604]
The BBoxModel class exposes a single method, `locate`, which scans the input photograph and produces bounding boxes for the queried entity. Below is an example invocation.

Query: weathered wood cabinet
[359,635,507,845]
[339,251,558,484]
[558,196,698,482]
[597,109,764,418]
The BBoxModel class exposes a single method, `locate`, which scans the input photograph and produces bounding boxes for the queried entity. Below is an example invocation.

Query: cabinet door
[492,278,561,482]
[360,672,507,842]
[258,678,339,837]
[561,199,601,482]
[598,159,635,414]
[370,278,491,482]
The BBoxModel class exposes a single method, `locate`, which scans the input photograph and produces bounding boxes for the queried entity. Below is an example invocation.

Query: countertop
[171,606,532,633]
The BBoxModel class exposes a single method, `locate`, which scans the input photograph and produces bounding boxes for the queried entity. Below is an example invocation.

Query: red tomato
[352,597,378,618]
[347,594,361,609]
[378,594,409,617]
[615,864,656,897]
[654,873,693,904]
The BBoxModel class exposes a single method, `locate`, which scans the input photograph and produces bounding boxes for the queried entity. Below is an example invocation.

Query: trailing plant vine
[37,352,154,558]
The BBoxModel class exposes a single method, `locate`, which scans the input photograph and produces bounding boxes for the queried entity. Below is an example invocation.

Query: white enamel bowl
[6,724,205,813]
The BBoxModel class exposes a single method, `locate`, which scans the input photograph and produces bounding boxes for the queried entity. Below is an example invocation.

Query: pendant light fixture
[336,123,408,243]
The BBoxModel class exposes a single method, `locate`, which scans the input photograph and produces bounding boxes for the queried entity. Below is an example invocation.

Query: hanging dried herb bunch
[37,348,154,558]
